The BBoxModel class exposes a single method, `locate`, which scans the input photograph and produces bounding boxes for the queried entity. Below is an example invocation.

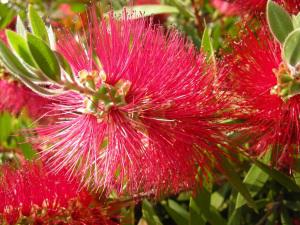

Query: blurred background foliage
[0,0,300,224]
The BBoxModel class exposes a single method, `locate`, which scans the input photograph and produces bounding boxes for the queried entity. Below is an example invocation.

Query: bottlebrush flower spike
[212,0,300,15]
[225,25,300,168]
[36,11,227,196]
[0,162,116,225]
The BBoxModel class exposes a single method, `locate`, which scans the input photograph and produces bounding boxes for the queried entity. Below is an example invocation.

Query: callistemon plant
[225,1,300,167]
[0,162,116,225]
[0,6,228,195]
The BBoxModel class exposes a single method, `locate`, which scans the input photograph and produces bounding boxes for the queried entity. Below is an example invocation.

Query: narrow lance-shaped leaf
[167,0,194,18]
[0,112,13,143]
[27,34,61,82]
[190,189,227,225]
[0,40,37,80]
[6,30,36,67]
[47,25,56,49]
[141,200,163,225]
[221,156,257,210]
[235,152,270,209]
[253,159,300,192]
[16,16,27,38]
[0,3,16,29]
[162,199,189,225]
[55,51,73,80]
[283,28,300,66]
[228,208,242,225]
[267,0,293,43]
[292,13,300,29]
[0,41,60,96]
[281,208,293,225]
[201,26,215,64]
[28,5,49,44]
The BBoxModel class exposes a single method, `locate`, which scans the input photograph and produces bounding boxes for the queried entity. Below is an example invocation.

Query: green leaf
[211,184,230,210]
[267,0,293,43]
[190,189,226,225]
[0,112,13,144]
[28,5,49,44]
[70,3,87,13]
[54,51,73,79]
[281,209,293,225]
[201,26,215,63]
[120,202,135,225]
[0,40,37,80]
[253,159,300,192]
[16,16,27,38]
[0,3,16,29]
[18,139,36,160]
[27,34,61,82]
[47,26,56,49]
[142,200,163,225]
[283,28,300,66]
[162,199,189,225]
[294,171,300,186]
[292,13,300,29]
[113,5,179,19]
[189,192,206,225]
[6,30,36,67]
[284,200,300,211]
[0,41,60,96]
[167,0,194,18]
[228,208,242,225]
[221,157,257,209]
[236,154,270,209]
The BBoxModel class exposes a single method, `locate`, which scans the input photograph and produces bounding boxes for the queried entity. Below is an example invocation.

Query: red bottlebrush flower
[37,12,227,196]
[225,26,300,167]
[212,0,300,15]
[0,79,51,119]
[0,162,117,225]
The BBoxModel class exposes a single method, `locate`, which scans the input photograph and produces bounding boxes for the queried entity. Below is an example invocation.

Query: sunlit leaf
[267,0,293,43]
[283,28,300,66]
[27,34,61,82]
[28,5,49,44]
[162,199,189,225]
[222,157,257,209]
[6,30,36,67]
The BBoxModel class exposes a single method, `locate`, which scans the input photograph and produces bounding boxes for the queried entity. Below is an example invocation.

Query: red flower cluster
[212,0,300,15]
[225,26,300,167]
[37,13,227,195]
[0,79,51,119]
[0,163,116,225]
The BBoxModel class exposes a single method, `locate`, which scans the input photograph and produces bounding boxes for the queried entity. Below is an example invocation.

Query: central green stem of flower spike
[271,62,300,101]
[78,70,131,119]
